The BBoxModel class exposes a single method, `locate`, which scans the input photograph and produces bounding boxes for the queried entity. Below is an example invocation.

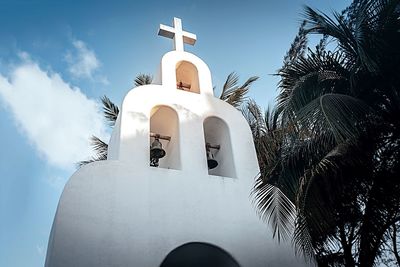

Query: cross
[158,17,197,51]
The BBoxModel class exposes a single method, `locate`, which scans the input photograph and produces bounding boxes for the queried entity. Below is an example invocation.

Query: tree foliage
[250,0,400,266]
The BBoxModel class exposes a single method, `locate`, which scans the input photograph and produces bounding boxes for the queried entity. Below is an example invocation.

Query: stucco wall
[45,51,310,267]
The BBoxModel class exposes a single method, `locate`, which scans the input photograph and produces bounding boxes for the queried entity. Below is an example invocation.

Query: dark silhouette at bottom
[160,242,241,267]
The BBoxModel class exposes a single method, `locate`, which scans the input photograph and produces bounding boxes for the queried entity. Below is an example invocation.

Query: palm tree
[251,1,400,266]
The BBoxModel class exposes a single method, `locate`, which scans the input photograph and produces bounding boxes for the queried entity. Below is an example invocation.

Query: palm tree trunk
[339,224,355,267]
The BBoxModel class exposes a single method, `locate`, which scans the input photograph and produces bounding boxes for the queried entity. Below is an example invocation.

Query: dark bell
[150,138,166,159]
[207,150,218,170]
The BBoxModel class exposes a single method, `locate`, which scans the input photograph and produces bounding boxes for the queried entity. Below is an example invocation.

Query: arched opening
[160,242,241,267]
[175,61,200,94]
[150,105,181,170]
[203,117,236,178]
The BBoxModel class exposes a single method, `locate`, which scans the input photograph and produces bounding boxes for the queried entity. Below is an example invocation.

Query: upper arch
[160,51,214,96]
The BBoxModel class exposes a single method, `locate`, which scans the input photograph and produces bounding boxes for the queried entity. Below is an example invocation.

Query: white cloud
[65,39,107,84]
[0,56,108,170]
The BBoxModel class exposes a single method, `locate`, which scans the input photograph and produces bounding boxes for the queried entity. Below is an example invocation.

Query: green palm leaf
[134,74,153,87]
[101,95,119,126]
[296,93,370,143]
[241,100,267,137]
[77,135,108,167]
[277,50,349,120]
[293,213,316,262]
[252,177,296,242]
[303,2,389,73]
[220,72,258,108]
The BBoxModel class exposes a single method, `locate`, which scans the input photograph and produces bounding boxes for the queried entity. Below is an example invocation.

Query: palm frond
[76,154,107,167]
[220,72,258,108]
[221,72,239,95]
[293,213,317,262]
[90,135,108,156]
[303,4,385,73]
[296,93,370,144]
[277,50,349,120]
[283,20,308,66]
[252,176,296,242]
[101,95,119,126]
[265,105,280,132]
[134,74,153,87]
[76,135,108,167]
[295,144,346,231]
[303,6,358,60]
[241,99,267,137]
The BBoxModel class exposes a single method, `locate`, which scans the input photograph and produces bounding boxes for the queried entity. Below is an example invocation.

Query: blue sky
[0,1,349,266]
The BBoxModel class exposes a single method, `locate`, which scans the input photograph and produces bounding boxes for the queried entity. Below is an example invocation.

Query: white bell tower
[45,17,308,267]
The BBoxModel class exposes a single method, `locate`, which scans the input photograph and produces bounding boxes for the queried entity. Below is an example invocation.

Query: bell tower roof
[153,17,213,96]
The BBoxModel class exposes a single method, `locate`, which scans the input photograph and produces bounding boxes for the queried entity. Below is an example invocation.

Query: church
[45,17,308,267]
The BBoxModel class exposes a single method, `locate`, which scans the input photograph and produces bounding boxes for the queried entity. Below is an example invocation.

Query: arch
[203,116,236,178]
[150,105,181,170]
[160,242,241,267]
[160,51,214,95]
[175,61,200,94]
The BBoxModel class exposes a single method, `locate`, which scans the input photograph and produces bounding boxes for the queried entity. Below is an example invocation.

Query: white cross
[158,17,197,51]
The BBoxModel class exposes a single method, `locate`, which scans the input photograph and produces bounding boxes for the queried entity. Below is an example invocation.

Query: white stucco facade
[45,18,309,267]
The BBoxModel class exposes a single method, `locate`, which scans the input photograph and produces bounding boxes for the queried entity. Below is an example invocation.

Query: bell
[150,138,166,159]
[206,147,218,170]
